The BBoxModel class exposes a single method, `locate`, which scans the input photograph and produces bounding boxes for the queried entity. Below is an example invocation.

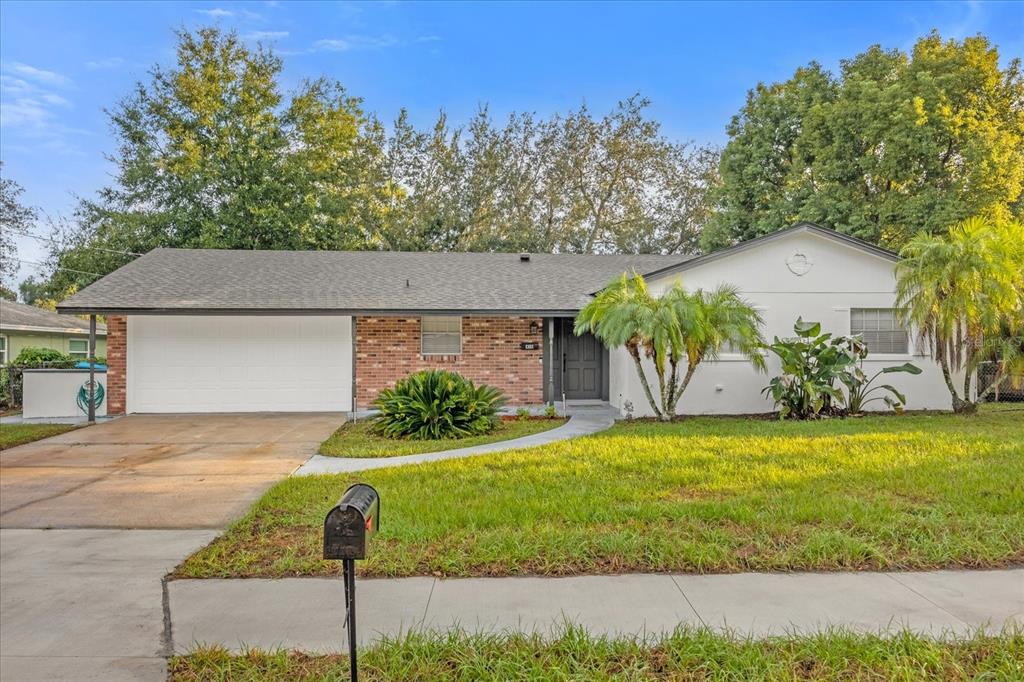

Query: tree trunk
[668,363,699,415]
[939,354,973,414]
[628,346,662,419]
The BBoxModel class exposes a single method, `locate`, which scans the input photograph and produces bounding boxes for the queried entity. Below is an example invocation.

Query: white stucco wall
[22,369,107,419]
[608,230,958,417]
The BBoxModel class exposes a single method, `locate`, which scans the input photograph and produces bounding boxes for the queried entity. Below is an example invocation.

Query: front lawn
[176,409,1024,579]
[170,627,1022,681]
[0,423,81,450]
[319,417,566,458]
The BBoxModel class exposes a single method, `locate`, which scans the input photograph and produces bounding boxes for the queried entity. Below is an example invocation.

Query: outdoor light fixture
[529,321,539,335]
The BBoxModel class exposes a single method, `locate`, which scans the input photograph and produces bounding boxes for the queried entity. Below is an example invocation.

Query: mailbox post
[323,483,380,682]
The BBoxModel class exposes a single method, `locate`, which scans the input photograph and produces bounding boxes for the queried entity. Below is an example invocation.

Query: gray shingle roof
[57,249,691,315]
[1,299,107,333]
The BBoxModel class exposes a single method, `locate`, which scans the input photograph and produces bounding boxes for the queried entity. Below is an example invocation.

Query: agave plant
[373,369,507,440]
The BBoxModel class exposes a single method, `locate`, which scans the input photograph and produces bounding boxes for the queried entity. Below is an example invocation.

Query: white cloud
[244,30,289,41]
[313,34,399,52]
[0,66,83,155]
[86,57,125,70]
[196,8,233,18]
[4,62,69,86]
[416,35,442,43]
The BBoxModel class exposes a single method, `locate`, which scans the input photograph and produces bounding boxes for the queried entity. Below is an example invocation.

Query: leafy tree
[895,216,1024,413]
[44,27,371,297]
[576,273,764,420]
[17,276,47,305]
[0,285,15,301]
[705,32,1024,251]
[0,164,37,286]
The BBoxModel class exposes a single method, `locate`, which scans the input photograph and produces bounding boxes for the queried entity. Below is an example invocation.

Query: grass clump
[170,626,1024,681]
[177,409,1024,579]
[0,423,80,450]
[319,417,565,458]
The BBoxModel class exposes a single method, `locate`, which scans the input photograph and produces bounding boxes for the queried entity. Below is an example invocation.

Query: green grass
[0,423,80,450]
[319,417,566,458]
[176,409,1024,579]
[170,627,1023,681]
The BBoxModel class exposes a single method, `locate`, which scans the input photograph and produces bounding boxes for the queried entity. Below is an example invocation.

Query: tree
[895,216,1024,413]
[44,27,370,298]
[705,32,1024,252]
[575,273,764,420]
[0,164,37,286]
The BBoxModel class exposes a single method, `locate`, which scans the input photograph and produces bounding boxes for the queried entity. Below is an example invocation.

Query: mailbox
[323,483,380,560]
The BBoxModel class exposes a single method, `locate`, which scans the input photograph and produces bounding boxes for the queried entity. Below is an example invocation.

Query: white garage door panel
[128,316,352,413]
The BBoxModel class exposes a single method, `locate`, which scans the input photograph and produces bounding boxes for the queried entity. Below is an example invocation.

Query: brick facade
[105,315,126,415]
[355,316,544,408]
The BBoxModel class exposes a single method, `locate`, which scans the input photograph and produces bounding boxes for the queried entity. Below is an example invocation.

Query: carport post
[88,315,96,423]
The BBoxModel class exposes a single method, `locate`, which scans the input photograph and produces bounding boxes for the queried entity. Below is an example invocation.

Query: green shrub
[544,403,558,418]
[516,407,531,421]
[762,319,855,419]
[13,347,76,368]
[373,369,506,440]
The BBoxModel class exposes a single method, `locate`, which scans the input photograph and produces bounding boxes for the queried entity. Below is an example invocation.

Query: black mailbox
[323,483,380,560]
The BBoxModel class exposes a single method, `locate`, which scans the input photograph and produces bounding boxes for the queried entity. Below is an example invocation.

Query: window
[68,339,89,360]
[0,335,6,365]
[851,309,908,354]
[421,316,462,355]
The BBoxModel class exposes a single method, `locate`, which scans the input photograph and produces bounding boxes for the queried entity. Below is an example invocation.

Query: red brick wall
[105,316,126,415]
[355,316,544,408]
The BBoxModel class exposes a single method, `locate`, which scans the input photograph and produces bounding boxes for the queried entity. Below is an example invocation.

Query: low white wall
[22,369,108,419]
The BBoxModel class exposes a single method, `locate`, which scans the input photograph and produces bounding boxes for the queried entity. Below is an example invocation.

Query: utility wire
[17,232,143,257]
[7,257,102,278]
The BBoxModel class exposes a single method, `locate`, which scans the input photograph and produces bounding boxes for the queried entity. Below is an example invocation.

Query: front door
[560,319,603,400]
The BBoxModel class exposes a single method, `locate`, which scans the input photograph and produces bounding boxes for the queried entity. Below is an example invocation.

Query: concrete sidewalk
[169,569,1023,654]
[294,405,618,475]
[1,529,218,681]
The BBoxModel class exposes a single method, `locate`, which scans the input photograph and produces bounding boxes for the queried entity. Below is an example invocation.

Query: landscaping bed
[176,408,1024,579]
[319,416,567,458]
[170,627,1023,681]
[0,423,81,450]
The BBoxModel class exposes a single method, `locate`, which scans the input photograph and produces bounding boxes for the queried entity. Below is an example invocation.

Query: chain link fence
[977,361,1024,404]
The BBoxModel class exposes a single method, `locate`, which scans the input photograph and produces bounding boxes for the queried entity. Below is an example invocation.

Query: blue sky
[1,0,1022,285]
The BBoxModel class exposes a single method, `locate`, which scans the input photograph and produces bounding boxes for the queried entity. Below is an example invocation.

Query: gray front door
[560,319,603,399]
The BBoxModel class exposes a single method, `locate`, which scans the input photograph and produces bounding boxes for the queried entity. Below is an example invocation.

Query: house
[55,223,954,416]
[0,299,107,365]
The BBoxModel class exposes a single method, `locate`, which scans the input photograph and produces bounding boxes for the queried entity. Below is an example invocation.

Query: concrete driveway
[1,413,342,680]
[0,413,342,529]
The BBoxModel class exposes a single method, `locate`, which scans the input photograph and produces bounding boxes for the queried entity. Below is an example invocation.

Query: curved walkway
[293,405,618,475]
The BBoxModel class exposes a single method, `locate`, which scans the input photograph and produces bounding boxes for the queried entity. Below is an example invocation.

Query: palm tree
[895,217,1024,413]
[576,273,765,420]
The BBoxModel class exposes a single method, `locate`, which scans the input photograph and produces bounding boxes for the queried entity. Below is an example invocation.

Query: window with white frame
[0,335,7,364]
[850,308,908,354]
[68,338,89,360]
[421,316,462,355]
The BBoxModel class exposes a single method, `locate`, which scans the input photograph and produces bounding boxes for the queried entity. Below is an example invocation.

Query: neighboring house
[56,223,954,416]
[0,299,107,365]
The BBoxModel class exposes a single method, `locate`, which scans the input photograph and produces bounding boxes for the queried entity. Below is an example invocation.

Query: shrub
[763,319,923,419]
[516,407,531,421]
[762,319,856,419]
[373,369,507,440]
[13,347,76,368]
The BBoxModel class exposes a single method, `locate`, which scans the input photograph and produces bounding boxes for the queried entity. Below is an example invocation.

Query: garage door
[127,316,352,413]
